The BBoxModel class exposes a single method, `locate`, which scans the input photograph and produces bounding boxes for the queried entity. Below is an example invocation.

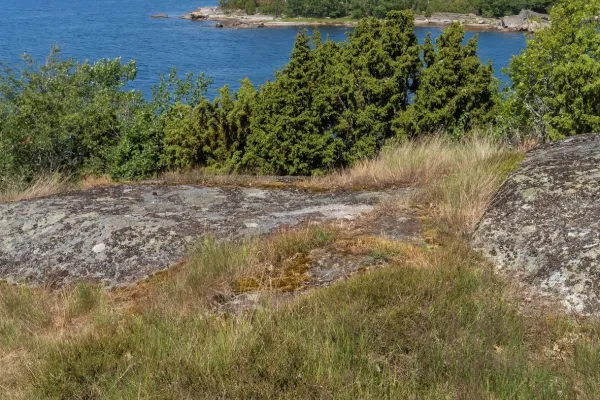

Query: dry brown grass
[322,135,524,237]
[419,149,523,236]
[157,169,306,189]
[313,135,513,190]
[79,175,113,190]
[0,174,115,203]
[0,174,71,203]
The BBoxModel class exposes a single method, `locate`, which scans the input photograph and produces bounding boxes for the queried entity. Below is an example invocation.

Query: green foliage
[395,24,497,138]
[161,80,257,172]
[161,102,200,170]
[0,12,505,182]
[220,0,557,19]
[344,12,420,159]
[7,5,597,182]
[243,12,422,174]
[475,0,555,17]
[0,51,212,185]
[506,0,600,140]
[243,31,344,175]
[107,107,164,180]
[0,47,139,183]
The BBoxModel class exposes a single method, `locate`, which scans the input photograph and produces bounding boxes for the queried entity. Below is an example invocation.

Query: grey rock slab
[0,185,399,288]
[473,134,600,314]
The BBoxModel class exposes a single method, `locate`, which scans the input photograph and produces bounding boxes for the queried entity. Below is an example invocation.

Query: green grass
[22,240,600,399]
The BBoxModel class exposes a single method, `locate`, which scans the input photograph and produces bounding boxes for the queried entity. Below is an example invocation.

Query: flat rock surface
[473,134,600,314]
[0,185,408,288]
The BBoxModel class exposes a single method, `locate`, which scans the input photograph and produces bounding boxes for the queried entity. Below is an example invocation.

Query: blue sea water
[0,0,526,97]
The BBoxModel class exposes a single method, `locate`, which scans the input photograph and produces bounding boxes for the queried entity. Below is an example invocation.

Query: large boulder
[473,134,600,314]
[501,13,527,30]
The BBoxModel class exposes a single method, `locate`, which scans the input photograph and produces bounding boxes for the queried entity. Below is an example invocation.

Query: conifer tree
[395,23,496,138]
[243,31,343,175]
[335,11,420,163]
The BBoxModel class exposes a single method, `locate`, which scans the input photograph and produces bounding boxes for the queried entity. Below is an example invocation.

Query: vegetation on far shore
[220,0,556,19]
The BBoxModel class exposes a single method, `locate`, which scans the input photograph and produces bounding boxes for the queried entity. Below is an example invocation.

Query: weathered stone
[473,134,600,314]
[501,9,550,32]
[0,185,409,288]
[189,12,208,20]
[502,13,527,30]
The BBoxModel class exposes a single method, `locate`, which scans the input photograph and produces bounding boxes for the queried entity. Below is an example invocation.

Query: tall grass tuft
[316,135,511,190]
[0,173,114,203]
[0,174,71,203]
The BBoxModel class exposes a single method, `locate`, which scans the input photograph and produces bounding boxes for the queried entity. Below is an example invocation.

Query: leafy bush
[505,0,600,140]
[0,52,212,185]
[0,47,139,183]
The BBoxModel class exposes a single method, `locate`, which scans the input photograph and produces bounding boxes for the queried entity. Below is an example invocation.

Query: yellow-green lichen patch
[233,276,261,293]
[268,254,312,292]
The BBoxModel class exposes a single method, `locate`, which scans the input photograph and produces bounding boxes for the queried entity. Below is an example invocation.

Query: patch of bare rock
[473,134,600,315]
[0,185,415,288]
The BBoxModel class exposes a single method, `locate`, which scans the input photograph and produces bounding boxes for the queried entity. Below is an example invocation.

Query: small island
[180,5,550,32]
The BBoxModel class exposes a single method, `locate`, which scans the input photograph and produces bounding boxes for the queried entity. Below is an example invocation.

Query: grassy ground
[1,136,600,399]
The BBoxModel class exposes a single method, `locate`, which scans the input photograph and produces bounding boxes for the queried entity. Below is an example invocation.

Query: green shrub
[506,0,600,140]
[161,103,201,170]
[0,47,139,183]
[107,106,164,180]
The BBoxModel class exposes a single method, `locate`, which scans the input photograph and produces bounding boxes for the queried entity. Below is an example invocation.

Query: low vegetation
[2,136,600,399]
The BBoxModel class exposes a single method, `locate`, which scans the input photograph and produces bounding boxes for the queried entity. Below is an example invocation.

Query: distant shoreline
[171,7,549,32]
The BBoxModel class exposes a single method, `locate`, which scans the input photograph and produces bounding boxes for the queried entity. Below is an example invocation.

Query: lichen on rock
[473,134,600,314]
[0,185,406,288]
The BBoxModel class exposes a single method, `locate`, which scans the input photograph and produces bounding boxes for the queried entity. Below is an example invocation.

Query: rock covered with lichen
[0,185,412,288]
[473,134,600,314]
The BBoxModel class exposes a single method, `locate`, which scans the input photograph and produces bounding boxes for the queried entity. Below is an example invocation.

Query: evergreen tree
[336,11,420,163]
[243,31,343,175]
[395,23,497,138]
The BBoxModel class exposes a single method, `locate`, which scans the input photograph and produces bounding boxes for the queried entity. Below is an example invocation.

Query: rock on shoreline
[179,7,549,32]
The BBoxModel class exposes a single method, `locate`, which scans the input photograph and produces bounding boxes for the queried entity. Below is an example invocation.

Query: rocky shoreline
[175,7,549,32]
